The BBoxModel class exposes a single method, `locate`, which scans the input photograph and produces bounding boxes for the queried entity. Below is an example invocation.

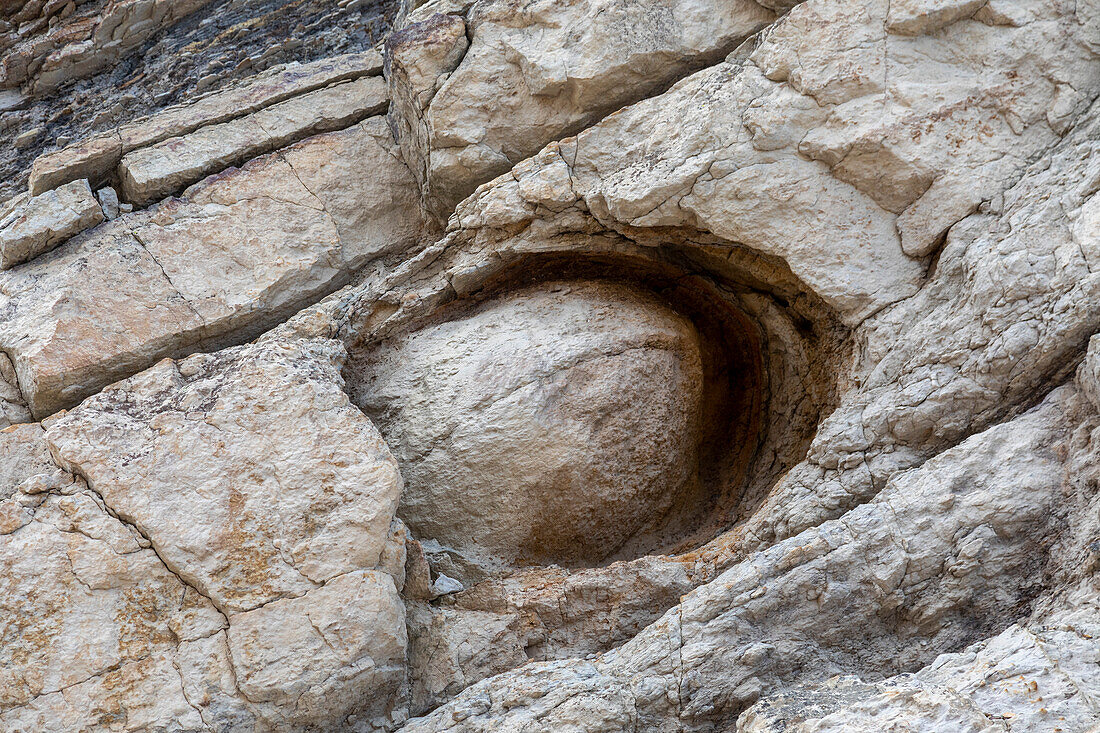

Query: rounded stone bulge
[350,279,706,572]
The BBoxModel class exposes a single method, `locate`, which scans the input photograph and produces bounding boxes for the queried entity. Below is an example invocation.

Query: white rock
[94,186,120,219]
[227,570,407,730]
[430,573,464,597]
[0,179,104,270]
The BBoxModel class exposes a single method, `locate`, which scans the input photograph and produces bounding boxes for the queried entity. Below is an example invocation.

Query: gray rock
[93,186,119,219]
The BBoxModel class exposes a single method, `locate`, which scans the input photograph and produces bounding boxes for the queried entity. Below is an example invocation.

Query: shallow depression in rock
[348,279,711,572]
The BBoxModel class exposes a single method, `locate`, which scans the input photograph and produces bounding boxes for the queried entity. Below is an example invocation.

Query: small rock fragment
[95,186,120,219]
[431,574,465,598]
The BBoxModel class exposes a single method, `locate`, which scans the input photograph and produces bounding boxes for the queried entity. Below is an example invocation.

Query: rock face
[0,178,102,269]
[3,0,1100,731]
[386,0,778,217]
[349,279,706,573]
[0,116,426,419]
[2,337,409,732]
[0,0,394,202]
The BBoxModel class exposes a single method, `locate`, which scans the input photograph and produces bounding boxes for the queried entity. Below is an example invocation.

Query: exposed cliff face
[2,0,1100,731]
[0,0,394,202]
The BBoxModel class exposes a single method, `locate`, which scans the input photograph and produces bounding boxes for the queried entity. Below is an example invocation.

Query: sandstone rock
[227,570,408,731]
[28,50,383,195]
[0,336,414,731]
[386,0,777,217]
[0,118,424,419]
[119,75,388,206]
[0,460,240,729]
[93,185,118,219]
[1,0,216,94]
[45,337,403,613]
[440,0,1099,322]
[0,352,31,427]
[5,0,1100,728]
[0,217,207,420]
[0,422,56,502]
[349,279,705,573]
[401,381,1085,730]
[0,178,102,269]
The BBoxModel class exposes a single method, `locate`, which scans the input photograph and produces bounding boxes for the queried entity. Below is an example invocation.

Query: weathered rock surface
[2,337,411,731]
[46,337,404,613]
[0,0,216,95]
[401,376,1093,730]
[0,116,425,419]
[29,49,384,196]
[0,178,102,269]
[738,594,1100,732]
[386,0,777,217]
[0,0,393,203]
[4,0,1100,730]
[118,75,389,206]
[350,279,706,573]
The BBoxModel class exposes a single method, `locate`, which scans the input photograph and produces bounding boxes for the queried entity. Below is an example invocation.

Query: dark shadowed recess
[344,245,853,570]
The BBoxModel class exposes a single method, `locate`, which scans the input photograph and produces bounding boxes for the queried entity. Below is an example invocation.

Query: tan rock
[228,570,408,731]
[0,352,31,427]
[118,76,388,206]
[0,120,424,419]
[886,0,987,35]
[0,178,103,269]
[401,383,1083,731]
[349,279,705,572]
[1,0,215,94]
[0,422,56,502]
[45,337,403,613]
[388,0,777,216]
[0,481,235,726]
[0,219,205,419]
[28,50,383,195]
[738,598,1100,732]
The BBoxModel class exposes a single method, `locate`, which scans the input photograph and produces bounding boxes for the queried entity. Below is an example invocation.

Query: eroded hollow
[353,279,709,570]
[342,249,808,577]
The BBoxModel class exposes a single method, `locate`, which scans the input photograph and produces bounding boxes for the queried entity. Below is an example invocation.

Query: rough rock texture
[0,116,426,419]
[4,0,1100,730]
[0,178,102,269]
[29,49,384,196]
[118,75,389,206]
[386,0,777,217]
[2,337,409,731]
[0,0,394,203]
[351,279,706,574]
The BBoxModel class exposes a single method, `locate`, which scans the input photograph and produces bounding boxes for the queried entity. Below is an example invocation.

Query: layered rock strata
[1,0,1099,730]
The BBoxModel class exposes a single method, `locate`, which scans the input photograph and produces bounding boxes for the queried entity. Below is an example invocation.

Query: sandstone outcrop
[2,0,1100,730]
[351,279,706,574]
[0,177,101,269]
[2,338,410,731]
[386,0,778,217]
[0,115,425,419]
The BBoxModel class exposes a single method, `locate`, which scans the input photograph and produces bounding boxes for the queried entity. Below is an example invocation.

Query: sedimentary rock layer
[1,0,1099,730]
